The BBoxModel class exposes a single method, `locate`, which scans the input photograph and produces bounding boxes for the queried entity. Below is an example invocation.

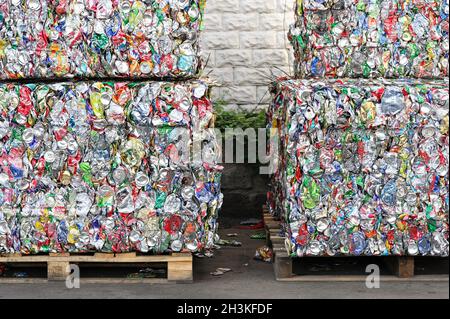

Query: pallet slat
[384,256,416,279]
[48,262,71,281]
[167,253,194,282]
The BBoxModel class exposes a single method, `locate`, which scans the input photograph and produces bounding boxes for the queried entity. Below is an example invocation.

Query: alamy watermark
[167,127,279,175]
[65,264,80,289]
[365,264,381,289]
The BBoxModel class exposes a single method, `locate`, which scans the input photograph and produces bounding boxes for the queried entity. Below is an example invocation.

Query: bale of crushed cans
[0,80,223,254]
[0,0,206,80]
[289,0,449,79]
[267,77,449,257]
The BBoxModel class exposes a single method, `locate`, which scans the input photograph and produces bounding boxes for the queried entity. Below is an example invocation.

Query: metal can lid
[44,151,56,163]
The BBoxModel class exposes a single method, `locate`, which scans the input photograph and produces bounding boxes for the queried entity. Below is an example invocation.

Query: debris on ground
[217,239,242,247]
[210,268,232,276]
[195,251,214,258]
[227,233,239,237]
[254,246,273,263]
[127,268,166,279]
[250,231,266,240]
[238,219,264,230]
[240,218,261,225]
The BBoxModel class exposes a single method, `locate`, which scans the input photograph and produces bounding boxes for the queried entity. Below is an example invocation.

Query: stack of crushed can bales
[267,0,449,257]
[0,0,223,255]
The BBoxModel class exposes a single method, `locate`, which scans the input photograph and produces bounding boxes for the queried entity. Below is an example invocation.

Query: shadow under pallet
[263,206,450,282]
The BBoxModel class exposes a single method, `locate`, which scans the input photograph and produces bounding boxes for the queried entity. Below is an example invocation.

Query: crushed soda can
[0,79,223,255]
[0,0,206,80]
[289,0,449,78]
[267,77,449,257]
[254,246,273,262]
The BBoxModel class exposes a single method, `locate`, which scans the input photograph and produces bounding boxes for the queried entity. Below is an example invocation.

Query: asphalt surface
[0,227,448,299]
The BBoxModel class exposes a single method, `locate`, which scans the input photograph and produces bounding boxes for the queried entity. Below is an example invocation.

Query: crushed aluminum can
[254,246,273,262]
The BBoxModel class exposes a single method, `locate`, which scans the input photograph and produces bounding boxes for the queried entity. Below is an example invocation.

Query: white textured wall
[201,0,295,111]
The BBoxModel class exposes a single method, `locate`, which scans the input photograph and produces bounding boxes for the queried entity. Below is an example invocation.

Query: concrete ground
[0,227,448,299]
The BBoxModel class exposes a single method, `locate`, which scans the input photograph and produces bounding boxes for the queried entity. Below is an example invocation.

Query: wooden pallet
[0,252,193,283]
[262,205,449,282]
